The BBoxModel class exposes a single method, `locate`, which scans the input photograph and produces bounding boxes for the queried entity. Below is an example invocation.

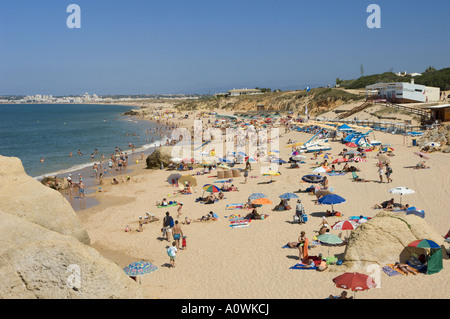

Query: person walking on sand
[243,168,249,183]
[377,163,384,183]
[177,202,183,218]
[172,220,184,250]
[162,212,174,242]
[385,163,393,183]
[78,181,85,199]
[167,242,177,268]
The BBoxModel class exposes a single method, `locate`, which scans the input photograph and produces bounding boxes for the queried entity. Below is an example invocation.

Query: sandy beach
[77,104,450,299]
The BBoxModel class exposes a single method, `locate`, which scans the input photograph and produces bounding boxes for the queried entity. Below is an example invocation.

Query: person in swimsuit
[172,220,184,250]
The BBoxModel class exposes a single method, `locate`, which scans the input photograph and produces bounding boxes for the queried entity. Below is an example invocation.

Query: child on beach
[167,242,177,268]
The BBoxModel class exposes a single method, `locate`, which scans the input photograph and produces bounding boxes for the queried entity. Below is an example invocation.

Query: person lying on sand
[416,161,429,169]
[111,178,119,185]
[329,291,353,299]
[373,198,394,210]
[394,262,417,275]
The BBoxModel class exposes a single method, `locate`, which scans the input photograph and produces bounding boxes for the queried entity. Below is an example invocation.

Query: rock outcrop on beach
[342,212,447,269]
[0,156,89,244]
[146,146,175,169]
[418,124,450,152]
[0,155,145,299]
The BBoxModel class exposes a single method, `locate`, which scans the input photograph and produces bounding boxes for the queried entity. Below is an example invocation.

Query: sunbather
[329,291,353,299]
[373,198,394,210]
[393,262,417,275]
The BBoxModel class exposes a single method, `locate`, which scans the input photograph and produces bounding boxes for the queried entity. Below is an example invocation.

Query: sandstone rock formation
[0,156,89,244]
[146,146,175,169]
[342,212,447,270]
[0,155,146,299]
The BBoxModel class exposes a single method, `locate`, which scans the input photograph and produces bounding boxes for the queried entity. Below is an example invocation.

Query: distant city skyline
[1,0,449,95]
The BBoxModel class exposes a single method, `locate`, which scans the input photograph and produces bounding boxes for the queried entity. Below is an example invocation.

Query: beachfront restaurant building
[423,104,450,122]
[366,82,440,103]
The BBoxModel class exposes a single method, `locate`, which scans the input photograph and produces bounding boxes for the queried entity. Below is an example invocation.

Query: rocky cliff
[0,155,145,299]
[175,88,362,116]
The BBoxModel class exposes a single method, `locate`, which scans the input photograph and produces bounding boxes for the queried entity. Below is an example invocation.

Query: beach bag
[293,215,300,223]
[302,213,308,223]
[169,218,174,228]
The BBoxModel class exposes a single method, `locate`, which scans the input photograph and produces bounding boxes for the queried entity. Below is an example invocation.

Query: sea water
[0,104,167,179]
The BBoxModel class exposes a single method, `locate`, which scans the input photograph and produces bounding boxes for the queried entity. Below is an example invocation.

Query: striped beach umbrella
[203,184,221,193]
[408,239,440,249]
[351,157,367,162]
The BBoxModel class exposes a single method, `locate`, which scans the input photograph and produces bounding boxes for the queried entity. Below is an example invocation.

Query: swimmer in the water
[40,158,45,162]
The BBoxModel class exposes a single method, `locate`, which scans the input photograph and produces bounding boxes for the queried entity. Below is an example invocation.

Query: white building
[227,88,263,96]
[366,81,440,103]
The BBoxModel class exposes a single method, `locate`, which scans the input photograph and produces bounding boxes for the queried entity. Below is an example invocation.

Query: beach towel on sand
[382,266,402,277]
[290,263,318,270]
[226,203,244,210]
[384,264,418,276]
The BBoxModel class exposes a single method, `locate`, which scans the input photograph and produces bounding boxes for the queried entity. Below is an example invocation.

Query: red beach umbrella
[332,158,349,164]
[332,272,377,298]
[345,142,358,148]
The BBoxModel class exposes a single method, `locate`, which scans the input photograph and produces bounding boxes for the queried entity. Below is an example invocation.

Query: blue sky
[0,0,449,95]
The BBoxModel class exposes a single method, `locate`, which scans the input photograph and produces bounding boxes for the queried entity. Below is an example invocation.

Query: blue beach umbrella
[249,193,267,200]
[279,193,299,200]
[318,194,346,213]
[123,261,158,283]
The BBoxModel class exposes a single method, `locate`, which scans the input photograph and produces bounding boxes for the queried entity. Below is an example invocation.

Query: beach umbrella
[331,220,358,231]
[382,147,394,152]
[245,156,258,163]
[203,184,221,193]
[262,170,280,182]
[345,142,358,148]
[167,173,182,185]
[344,150,359,155]
[408,239,441,249]
[271,158,288,164]
[178,175,197,187]
[123,261,158,284]
[377,154,391,164]
[332,272,377,298]
[249,193,267,200]
[351,157,367,162]
[318,194,346,213]
[319,153,333,160]
[332,158,349,164]
[279,193,299,200]
[331,220,359,238]
[388,187,414,205]
[313,166,328,174]
[301,174,324,183]
[317,233,343,245]
[291,151,301,156]
[218,164,231,170]
[317,233,344,256]
[292,155,306,162]
[414,152,429,160]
